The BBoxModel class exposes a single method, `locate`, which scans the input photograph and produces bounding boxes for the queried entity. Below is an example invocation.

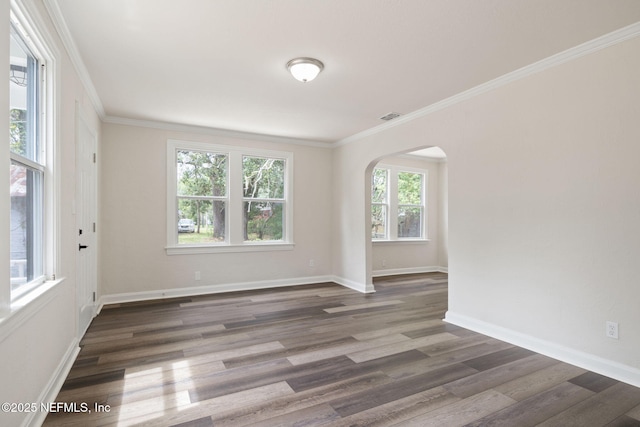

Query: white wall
[0,0,102,426]
[99,123,334,302]
[371,155,447,276]
[332,34,640,385]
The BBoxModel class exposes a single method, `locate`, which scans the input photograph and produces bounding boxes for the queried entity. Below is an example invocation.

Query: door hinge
[93,292,96,302]
[93,222,96,232]
[93,153,96,163]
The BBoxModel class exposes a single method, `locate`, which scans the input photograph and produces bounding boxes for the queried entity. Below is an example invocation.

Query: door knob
[79,244,88,251]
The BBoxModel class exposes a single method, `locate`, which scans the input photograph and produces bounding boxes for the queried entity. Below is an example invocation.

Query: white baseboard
[99,275,341,308]
[331,276,376,293]
[26,340,80,427]
[444,311,640,388]
[372,265,448,277]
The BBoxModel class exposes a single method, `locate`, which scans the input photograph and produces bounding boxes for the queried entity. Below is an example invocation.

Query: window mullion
[10,153,45,172]
[388,170,399,240]
[228,151,243,245]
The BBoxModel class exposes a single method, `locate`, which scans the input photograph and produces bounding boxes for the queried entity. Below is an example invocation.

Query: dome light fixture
[286,57,324,83]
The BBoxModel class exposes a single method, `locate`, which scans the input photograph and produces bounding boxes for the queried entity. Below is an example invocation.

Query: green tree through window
[177,150,227,243]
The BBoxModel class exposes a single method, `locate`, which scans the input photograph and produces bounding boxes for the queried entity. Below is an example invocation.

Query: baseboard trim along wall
[98,270,449,310]
[372,265,448,277]
[28,341,80,427]
[330,276,376,294]
[444,311,640,389]
[98,275,357,310]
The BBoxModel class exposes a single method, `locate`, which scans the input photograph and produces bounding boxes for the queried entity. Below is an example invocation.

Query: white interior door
[76,105,98,337]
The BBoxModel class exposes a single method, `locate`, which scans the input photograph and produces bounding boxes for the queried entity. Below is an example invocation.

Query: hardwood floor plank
[349,318,443,340]
[327,386,460,427]
[59,369,125,391]
[461,346,537,371]
[464,382,594,426]
[537,382,640,427]
[627,403,640,421]
[287,350,427,392]
[43,273,640,426]
[384,341,514,380]
[286,333,410,366]
[170,416,214,427]
[605,415,640,426]
[329,363,479,417]
[347,332,458,363]
[444,354,559,399]
[211,372,393,427]
[493,362,587,401]
[323,299,406,313]
[114,381,294,427]
[248,403,340,427]
[397,389,516,427]
[568,371,621,393]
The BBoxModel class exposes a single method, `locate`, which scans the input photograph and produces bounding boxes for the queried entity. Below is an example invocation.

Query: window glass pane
[243,157,285,199]
[372,168,387,203]
[398,206,422,238]
[177,150,227,197]
[10,162,43,292]
[398,172,422,205]
[244,201,283,241]
[10,27,38,162]
[371,204,387,239]
[178,199,226,244]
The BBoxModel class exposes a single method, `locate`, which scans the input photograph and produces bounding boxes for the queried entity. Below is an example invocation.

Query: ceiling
[53,0,640,145]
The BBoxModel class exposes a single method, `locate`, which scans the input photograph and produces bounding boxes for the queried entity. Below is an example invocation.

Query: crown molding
[43,0,105,118]
[37,2,640,148]
[103,115,332,148]
[336,21,640,147]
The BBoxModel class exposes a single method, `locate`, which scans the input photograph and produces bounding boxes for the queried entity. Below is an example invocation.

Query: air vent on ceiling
[379,112,402,121]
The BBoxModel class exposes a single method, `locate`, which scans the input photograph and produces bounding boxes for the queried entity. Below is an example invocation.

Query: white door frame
[75,103,98,338]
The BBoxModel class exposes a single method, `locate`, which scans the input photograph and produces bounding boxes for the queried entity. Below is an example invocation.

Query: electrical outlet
[606,321,619,339]
[195,271,201,281]
[309,259,315,267]
[382,259,387,267]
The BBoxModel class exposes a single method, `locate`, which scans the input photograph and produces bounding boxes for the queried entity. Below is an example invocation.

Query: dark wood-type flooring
[44,273,640,426]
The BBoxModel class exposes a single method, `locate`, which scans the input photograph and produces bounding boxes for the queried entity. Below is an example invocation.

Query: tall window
[371,168,388,239]
[243,156,285,242]
[176,150,228,244]
[10,23,44,298]
[397,171,423,238]
[371,166,426,241]
[167,140,293,253]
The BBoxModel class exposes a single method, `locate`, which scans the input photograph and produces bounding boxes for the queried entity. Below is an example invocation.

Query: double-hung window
[167,140,293,253]
[397,171,423,238]
[371,168,388,239]
[371,166,426,241]
[9,8,56,301]
[176,149,228,244]
[10,23,44,298]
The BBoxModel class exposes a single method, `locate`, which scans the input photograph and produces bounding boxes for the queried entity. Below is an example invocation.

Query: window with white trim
[167,140,293,253]
[371,165,426,241]
[371,168,388,239]
[9,7,56,301]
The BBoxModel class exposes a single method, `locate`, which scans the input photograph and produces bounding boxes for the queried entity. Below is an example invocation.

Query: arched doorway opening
[365,146,448,288]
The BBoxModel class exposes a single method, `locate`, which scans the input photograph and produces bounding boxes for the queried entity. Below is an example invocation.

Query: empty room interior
[3,1,640,426]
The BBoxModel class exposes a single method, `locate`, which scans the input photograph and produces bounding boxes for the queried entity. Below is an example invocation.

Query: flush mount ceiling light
[286,57,324,83]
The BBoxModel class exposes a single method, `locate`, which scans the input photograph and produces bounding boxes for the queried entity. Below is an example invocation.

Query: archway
[364,146,448,290]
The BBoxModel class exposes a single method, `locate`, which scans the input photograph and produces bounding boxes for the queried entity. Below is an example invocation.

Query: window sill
[166,242,295,255]
[373,239,431,245]
[0,277,65,343]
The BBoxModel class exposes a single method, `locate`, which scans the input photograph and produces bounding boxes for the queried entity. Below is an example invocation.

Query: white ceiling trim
[40,0,640,147]
[103,116,331,149]
[336,21,640,147]
[43,0,105,118]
